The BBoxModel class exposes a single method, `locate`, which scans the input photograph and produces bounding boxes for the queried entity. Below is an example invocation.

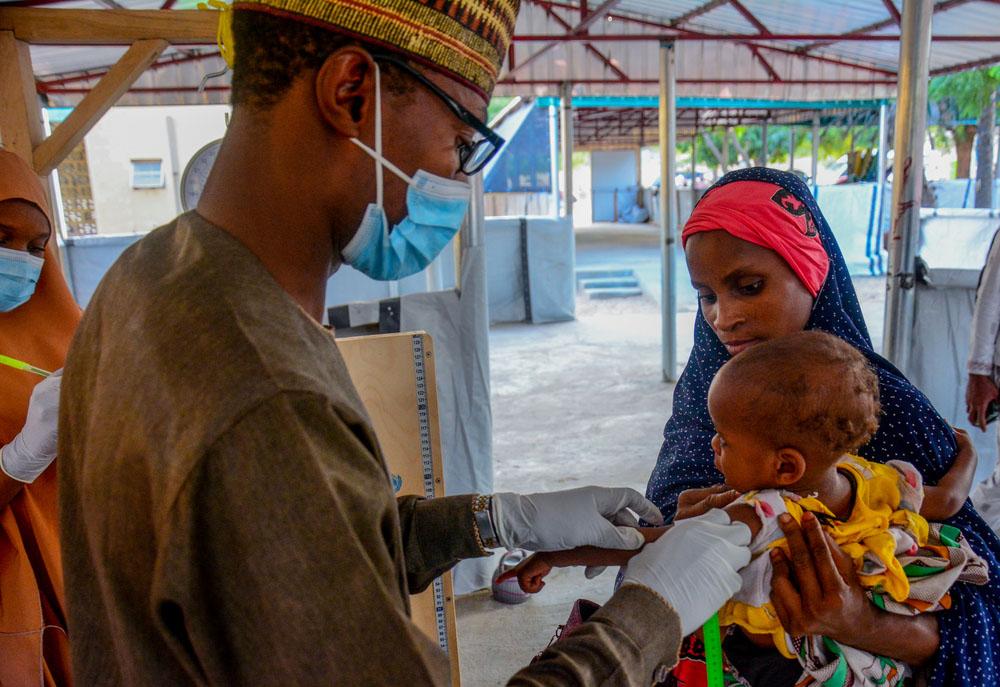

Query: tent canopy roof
[7,0,1000,107]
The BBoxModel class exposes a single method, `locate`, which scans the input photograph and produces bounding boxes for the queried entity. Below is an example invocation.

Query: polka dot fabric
[646,167,1000,686]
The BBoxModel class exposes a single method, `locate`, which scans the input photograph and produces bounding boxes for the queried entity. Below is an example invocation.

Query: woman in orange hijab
[0,149,80,686]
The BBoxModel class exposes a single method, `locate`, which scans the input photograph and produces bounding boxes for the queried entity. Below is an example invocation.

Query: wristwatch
[472,494,500,551]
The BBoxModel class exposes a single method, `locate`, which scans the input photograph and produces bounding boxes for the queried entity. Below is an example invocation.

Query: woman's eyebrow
[0,223,47,239]
[720,265,760,283]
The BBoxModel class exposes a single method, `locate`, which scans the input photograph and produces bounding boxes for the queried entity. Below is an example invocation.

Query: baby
[503,331,987,686]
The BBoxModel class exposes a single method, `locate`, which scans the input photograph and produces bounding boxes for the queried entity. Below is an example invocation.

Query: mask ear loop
[374,61,383,210]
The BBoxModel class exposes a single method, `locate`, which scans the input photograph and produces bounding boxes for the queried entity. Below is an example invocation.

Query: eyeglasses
[374,54,505,175]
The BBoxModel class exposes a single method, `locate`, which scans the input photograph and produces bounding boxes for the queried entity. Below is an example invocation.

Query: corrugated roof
[495,0,1000,100]
[10,0,1000,106]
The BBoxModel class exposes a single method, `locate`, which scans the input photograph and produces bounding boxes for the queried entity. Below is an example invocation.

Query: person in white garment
[968,229,1000,533]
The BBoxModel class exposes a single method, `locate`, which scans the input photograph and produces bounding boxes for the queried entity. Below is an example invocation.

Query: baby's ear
[774,448,806,486]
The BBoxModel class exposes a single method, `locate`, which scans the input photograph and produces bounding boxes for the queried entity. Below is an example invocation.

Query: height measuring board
[336,331,461,686]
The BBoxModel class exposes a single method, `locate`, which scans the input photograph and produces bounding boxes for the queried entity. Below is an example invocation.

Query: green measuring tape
[0,354,52,378]
[703,612,725,687]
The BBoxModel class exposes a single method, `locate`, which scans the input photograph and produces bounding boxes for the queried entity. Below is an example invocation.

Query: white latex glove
[0,369,62,484]
[622,508,751,636]
[491,486,664,552]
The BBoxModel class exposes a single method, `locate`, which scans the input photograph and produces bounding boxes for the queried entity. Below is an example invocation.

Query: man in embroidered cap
[58,1,751,684]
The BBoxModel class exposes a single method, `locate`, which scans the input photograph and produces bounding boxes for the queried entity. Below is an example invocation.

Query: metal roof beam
[747,44,781,80]
[536,4,630,81]
[501,77,899,85]
[929,52,1000,75]
[754,43,896,76]
[882,0,902,25]
[573,0,623,33]
[512,33,1000,42]
[728,0,770,34]
[507,0,623,77]
[527,0,901,77]
[36,49,220,90]
[668,0,729,27]
[798,0,973,52]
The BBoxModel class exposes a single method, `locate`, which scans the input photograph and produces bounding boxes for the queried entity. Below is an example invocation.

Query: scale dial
[180,139,222,211]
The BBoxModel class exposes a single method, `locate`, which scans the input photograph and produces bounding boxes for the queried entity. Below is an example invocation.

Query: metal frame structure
[1,0,997,379]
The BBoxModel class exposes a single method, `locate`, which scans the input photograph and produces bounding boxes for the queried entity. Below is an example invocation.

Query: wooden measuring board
[336,331,461,686]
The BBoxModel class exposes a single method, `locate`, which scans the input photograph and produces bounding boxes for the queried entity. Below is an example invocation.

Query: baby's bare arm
[496,529,667,593]
[723,502,762,539]
[498,509,759,595]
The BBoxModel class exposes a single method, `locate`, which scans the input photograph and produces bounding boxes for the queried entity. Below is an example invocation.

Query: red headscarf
[682,180,830,297]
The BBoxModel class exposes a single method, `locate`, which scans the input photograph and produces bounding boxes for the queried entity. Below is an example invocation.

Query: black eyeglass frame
[373,54,505,175]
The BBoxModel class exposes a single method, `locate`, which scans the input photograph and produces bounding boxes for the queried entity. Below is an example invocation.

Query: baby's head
[707,330,880,493]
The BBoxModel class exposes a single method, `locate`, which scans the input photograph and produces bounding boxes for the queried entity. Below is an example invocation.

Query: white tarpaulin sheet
[401,245,495,593]
[907,212,1000,484]
[909,269,996,485]
[486,216,576,324]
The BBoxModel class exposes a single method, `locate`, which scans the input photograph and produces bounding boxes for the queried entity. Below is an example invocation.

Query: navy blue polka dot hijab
[646,167,1000,685]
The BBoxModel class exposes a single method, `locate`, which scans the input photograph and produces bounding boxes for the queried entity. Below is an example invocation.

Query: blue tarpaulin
[483,103,554,194]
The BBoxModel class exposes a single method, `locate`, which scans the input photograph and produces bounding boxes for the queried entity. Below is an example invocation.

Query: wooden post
[0,30,68,269]
[0,31,44,161]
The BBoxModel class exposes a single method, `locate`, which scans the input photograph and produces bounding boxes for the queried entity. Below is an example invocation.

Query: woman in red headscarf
[648,168,997,687]
[0,149,80,686]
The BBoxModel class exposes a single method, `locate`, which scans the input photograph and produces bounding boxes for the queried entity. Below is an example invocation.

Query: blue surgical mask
[342,63,471,281]
[0,247,43,312]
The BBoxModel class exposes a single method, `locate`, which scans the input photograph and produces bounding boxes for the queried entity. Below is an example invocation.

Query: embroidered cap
[234,0,520,99]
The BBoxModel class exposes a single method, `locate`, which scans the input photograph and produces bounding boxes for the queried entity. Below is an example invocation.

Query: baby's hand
[497,553,554,593]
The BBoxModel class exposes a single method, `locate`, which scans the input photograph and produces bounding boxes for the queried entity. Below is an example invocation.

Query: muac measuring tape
[0,354,51,378]
[704,612,725,687]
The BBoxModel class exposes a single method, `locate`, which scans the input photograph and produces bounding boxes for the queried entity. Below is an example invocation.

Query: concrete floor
[455,224,891,686]
[457,292,667,686]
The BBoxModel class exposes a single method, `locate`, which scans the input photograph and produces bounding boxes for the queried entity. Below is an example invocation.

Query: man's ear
[315,47,376,138]
[774,448,806,486]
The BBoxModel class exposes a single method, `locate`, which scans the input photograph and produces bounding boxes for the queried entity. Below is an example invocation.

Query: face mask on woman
[0,247,43,312]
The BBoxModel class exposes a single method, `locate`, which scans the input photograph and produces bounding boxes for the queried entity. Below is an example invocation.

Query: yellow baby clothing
[719,455,929,658]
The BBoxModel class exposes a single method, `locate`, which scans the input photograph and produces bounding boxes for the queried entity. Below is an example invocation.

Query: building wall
[78,105,229,234]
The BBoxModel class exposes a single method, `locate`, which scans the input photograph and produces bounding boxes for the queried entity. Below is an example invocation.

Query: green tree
[679,124,878,179]
[929,67,1000,207]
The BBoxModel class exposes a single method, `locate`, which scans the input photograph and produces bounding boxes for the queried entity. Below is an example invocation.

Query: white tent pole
[811,115,820,182]
[875,102,889,259]
[659,40,678,382]
[560,82,574,219]
[465,172,485,248]
[722,126,730,173]
[691,133,698,205]
[548,103,559,217]
[883,0,932,370]
[789,126,796,172]
[761,119,769,167]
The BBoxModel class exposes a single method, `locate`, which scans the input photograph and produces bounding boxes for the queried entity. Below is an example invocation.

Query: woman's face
[0,199,49,258]
[686,230,814,356]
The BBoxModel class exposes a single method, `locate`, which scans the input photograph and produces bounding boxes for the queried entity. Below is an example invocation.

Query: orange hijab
[0,149,81,686]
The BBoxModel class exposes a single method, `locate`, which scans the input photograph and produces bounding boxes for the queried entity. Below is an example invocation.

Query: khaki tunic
[59,212,682,686]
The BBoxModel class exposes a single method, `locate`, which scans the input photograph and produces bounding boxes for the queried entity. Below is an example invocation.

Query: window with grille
[130,159,165,189]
